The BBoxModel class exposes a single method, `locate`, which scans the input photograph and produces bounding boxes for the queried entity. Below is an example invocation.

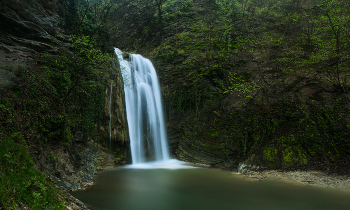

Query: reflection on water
[73,168,350,210]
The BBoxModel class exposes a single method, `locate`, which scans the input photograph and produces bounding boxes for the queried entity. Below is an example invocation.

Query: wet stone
[72,183,81,190]
[62,181,72,189]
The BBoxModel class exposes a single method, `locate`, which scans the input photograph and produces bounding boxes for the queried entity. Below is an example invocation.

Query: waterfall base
[123,159,194,169]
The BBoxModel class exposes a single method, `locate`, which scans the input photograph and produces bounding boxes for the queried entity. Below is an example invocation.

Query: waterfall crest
[115,48,170,164]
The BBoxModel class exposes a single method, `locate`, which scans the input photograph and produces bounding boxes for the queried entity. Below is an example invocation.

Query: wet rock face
[0,0,63,76]
[0,0,61,40]
[167,128,180,156]
[176,135,232,168]
[33,140,124,191]
[100,72,128,146]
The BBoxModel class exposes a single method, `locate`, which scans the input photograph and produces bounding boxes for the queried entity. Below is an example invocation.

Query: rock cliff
[0,0,129,208]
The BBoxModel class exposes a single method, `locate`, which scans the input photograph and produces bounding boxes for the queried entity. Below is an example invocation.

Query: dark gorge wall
[0,0,128,208]
[0,0,128,154]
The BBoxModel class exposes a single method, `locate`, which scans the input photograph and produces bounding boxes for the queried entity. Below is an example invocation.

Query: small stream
[73,166,350,210]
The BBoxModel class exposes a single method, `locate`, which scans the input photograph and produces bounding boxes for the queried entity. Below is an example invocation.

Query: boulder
[71,183,81,190]
[237,154,262,174]
[62,181,72,189]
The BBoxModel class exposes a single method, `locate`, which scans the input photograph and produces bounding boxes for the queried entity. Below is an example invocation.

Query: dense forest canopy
[60,0,350,93]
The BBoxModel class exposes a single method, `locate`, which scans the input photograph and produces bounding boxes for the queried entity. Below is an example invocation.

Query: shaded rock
[123,53,130,60]
[176,135,230,167]
[62,181,72,189]
[237,162,260,174]
[167,129,180,156]
[235,170,350,192]
[0,0,65,57]
[0,0,61,37]
[0,45,37,70]
[0,69,19,91]
[71,183,81,190]
[54,171,61,178]
[99,72,129,148]
[10,36,56,52]
[74,131,83,143]
[237,155,261,174]
[85,174,93,181]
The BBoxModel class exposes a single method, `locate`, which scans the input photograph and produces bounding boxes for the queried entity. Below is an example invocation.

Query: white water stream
[115,48,188,168]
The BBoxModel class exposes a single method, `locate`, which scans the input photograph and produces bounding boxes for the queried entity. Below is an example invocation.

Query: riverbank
[36,140,123,210]
[233,170,350,192]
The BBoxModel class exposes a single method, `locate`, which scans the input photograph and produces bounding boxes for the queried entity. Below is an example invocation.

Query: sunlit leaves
[224,72,260,98]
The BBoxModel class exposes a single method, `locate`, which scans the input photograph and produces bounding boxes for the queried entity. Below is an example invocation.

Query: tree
[154,0,164,41]
[61,35,116,103]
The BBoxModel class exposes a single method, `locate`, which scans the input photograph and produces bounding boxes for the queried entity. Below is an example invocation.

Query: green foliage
[264,135,308,168]
[283,147,308,167]
[162,0,195,25]
[224,72,260,99]
[179,97,350,166]
[61,0,120,47]
[38,35,114,143]
[65,0,350,169]
[0,35,116,147]
[0,133,64,209]
[253,0,350,89]
[0,1,124,208]
[263,147,278,168]
[148,0,350,167]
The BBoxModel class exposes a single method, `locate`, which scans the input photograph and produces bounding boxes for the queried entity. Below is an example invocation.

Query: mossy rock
[281,134,307,167]
[263,135,308,168]
[123,53,131,60]
[283,146,307,167]
[263,147,278,168]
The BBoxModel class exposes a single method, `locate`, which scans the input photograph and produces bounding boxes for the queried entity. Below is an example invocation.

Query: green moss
[282,147,307,167]
[0,133,64,209]
[280,135,307,167]
[263,147,278,168]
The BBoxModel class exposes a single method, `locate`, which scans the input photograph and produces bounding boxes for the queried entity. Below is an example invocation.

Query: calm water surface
[73,168,350,210]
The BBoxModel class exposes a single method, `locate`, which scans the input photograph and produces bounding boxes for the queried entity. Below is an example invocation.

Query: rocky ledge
[31,140,125,209]
[234,170,350,192]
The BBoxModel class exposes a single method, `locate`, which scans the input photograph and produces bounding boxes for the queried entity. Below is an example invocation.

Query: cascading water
[115,48,172,166]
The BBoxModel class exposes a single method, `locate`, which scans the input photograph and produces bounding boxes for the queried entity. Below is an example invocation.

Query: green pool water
[72,167,350,210]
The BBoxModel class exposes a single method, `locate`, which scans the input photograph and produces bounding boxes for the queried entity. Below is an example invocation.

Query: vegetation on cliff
[112,0,350,171]
[0,0,124,208]
[0,134,65,209]
[0,36,117,209]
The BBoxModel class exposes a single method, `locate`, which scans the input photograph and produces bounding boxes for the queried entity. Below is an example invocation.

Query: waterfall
[109,81,113,149]
[115,48,170,165]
